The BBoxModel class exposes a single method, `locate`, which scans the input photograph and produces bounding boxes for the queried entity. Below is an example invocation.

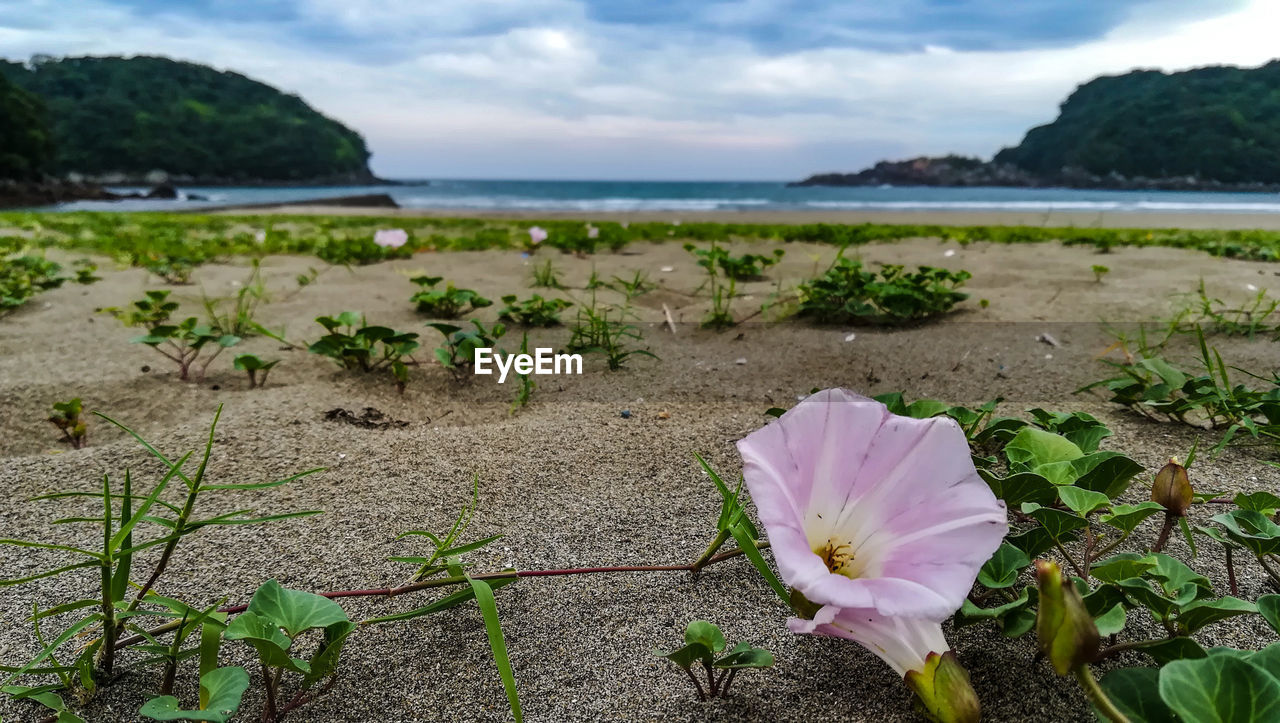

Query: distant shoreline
[206,202,1280,231]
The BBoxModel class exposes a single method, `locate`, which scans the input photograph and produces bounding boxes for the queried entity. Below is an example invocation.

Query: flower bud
[904,651,982,723]
[1034,559,1099,675]
[1151,458,1193,517]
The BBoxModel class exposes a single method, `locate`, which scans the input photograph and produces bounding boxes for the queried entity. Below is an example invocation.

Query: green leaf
[243,580,349,638]
[1057,487,1110,516]
[977,543,1030,589]
[1135,637,1208,665]
[1235,492,1280,515]
[728,522,788,604]
[1258,595,1280,637]
[1071,453,1145,499]
[222,612,309,674]
[139,667,249,722]
[1099,668,1177,723]
[1160,655,1280,723]
[467,576,522,723]
[1,613,103,686]
[1176,597,1256,635]
[684,621,726,657]
[1020,502,1088,542]
[361,576,518,624]
[654,642,711,671]
[1100,502,1165,536]
[1094,603,1128,637]
[1005,427,1082,470]
[304,621,356,687]
[979,471,1057,507]
[714,645,774,669]
[1091,554,1158,584]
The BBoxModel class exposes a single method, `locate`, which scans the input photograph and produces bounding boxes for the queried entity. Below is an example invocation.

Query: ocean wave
[398,196,774,211]
[803,200,1280,213]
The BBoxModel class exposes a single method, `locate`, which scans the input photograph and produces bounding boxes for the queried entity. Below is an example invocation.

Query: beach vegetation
[109,290,241,380]
[654,620,774,701]
[409,275,492,318]
[685,242,784,281]
[530,258,563,289]
[566,293,656,370]
[1092,264,1110,282]
[201,260,269,337]
[47,397,88,448]
[608,270,656,301]
[497,294,572,326]
[308,311,420,391]
[429,319,506,378]
[797,255,971,325]
[686,241,738,329]
[232,353,279,389]
[0,243,98,313]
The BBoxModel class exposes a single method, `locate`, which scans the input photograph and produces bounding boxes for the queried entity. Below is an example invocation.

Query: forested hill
[0,55,379,185]
[994,61,1280,185]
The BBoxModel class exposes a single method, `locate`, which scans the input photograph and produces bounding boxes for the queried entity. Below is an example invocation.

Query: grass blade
[467,576,522,723]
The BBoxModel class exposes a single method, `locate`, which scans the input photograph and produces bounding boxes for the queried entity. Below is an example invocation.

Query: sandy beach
[2,232,1278,722]
[216,204,1280,231]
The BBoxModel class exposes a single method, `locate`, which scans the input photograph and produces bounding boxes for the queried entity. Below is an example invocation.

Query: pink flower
[374,228,408,248]
[737,388,1006,687]
[528,226,548,245]
[587,225,599,239]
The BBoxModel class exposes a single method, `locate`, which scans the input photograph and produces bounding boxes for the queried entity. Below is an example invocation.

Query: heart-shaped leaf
[139,667,249,722]
[1159,655,1280,723]
[244,580,349,638]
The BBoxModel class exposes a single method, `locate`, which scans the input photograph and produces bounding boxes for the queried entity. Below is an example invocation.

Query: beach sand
[2,236,1278,722]
[217,204,1280,231]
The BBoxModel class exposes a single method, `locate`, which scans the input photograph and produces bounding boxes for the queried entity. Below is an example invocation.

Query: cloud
[0,0,1275,179]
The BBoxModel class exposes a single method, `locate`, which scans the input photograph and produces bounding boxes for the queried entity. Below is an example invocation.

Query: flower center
[815,537,860,578]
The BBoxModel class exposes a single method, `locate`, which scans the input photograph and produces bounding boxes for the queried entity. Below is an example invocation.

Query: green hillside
[0,55,377,184]
[0,72,52,180]
[995,61,1280,184]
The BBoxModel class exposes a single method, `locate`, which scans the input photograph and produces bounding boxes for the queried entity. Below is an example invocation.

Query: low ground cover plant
[496,294,572,326]
[429,320,506,378]
[1172,280,1279,339]
[0,243,99,313]
[409,276,492,318]
[308,311,420,391]
[566,294,655,370]
[14,212,1280,267]
[47,397,88,448]
[686,241,738,329]
[109,290,242,381]
[529,259,563,289]
[202,261,268,338]
[654,620,773,701]
[796,255,971,325]
[1081,328,1280,456]
[233,353,279,389]
[685,242,784,281]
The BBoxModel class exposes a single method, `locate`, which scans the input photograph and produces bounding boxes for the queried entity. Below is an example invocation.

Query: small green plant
[114,290,242,381]
[0,249,99,313]
[223,580,355,722]
[1080,328,1280,455]
[409,276,492,318]
[48,397,88,449]
[1175,280,1279,338]
[497,294,572,326]
[797,254,971,325]
[685,243,784,281]
[510,333,535,413]
[1092,264,1110,282]
[429,320,506,377]
[530,259,563,289]
[233,353,279,389]
[654,620,773,700]
[566,295,656,370]
[308,312,420,392]
[202,261,268,337]
[686,241,737,329]
[608,270,656,301]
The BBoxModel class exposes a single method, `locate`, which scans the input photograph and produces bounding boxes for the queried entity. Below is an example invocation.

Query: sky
[2,0,1279,180]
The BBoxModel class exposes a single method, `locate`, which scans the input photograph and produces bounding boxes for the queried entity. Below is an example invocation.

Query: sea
[39,179,1280,215]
